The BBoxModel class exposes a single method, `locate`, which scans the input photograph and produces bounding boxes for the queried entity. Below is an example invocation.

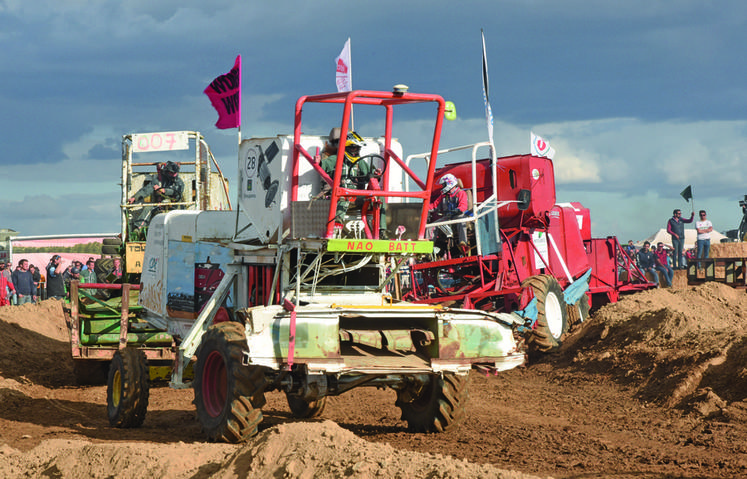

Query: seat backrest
[457,179,474,211]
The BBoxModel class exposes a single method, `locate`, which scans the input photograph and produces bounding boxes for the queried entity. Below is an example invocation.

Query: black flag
[680,185,692,202]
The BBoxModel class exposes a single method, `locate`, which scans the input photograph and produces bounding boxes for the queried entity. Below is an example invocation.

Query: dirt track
[2,279,747,478]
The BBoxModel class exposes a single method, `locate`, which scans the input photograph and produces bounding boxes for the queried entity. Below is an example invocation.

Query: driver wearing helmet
[320,131,387,236]
[429,173,470,253]
[128,160,184,204]
[127,160,185,238]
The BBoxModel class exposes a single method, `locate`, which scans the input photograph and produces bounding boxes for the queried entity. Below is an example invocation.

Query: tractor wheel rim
[546,292,563,339]
[112,370,121,408]
[203,350,227,418]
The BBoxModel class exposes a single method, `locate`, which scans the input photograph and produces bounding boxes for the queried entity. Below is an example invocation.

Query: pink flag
[335,38,352,92]
[204,55,241,129]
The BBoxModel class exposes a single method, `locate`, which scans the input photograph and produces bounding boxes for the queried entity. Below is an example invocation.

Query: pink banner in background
[204,55,241,129]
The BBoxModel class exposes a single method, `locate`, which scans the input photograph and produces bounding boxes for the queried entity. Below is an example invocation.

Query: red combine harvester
[401,142,654,351]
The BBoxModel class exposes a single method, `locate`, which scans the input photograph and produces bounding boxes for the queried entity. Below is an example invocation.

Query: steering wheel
[357,154,387,180]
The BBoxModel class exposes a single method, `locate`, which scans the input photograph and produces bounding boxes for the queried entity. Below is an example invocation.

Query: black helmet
[158,161,180,176]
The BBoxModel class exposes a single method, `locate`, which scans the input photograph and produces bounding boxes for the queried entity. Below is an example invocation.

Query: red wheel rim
[214,307,229,323]
[202,350,227,417]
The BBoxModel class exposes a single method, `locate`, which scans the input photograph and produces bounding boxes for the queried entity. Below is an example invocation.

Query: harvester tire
[107,348,149,428]
[94,258,115,283]
[193,321,267,443]
[286,394,327,419]
[567,295,590,327]
[73,359,109,386]
[103,238,121,246]
[523,275,569,352]
[395,373,469,433]
[102,245,120,255]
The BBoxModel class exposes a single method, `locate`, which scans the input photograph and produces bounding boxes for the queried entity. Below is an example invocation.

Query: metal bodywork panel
[140,210,235,323]
[241,302,522,373]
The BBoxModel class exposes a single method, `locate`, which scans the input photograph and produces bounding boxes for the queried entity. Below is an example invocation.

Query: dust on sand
[3,281,747,478]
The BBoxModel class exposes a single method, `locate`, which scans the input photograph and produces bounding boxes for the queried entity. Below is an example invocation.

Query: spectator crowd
[1,255,102,306]
[621,208,714,288]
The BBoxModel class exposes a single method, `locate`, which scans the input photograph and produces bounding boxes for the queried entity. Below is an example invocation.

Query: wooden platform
[686,257,747,287]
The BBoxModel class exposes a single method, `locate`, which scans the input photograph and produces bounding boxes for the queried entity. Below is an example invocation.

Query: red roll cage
[290,90,445,240]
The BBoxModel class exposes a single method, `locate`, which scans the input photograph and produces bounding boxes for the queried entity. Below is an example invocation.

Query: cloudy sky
[2,0,746,243]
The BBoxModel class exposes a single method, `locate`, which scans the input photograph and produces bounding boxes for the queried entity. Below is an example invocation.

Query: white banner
[335,38,352,92]
[530,131,555,159]
[132,131,189,153]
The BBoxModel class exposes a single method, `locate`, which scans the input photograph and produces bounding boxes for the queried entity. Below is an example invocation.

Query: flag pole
[238,55,242,148]
[349,38,354,131]
[691,185,695,216]
[481,28,499,252]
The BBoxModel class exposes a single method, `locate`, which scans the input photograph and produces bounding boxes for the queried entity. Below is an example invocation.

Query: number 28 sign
[132,131,189,153]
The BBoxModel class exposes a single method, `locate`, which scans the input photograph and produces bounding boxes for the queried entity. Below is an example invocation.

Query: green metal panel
[270,316,340,359]
[82,318,166,334]
[438,318,513,359]
[79,331,173,346]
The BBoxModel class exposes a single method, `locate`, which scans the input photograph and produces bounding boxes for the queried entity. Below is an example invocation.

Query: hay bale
[710,242,747,258]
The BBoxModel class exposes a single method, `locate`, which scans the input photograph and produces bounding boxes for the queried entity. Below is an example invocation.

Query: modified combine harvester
[66,131,231,384]
[107,89,529,439]
[401,143,654,351]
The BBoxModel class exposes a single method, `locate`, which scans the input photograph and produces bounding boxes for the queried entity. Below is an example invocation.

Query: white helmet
[439,174,459,195]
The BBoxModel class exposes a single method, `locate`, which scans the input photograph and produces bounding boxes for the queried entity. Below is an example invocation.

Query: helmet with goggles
[344,131,365,163]
[438,173,459,195]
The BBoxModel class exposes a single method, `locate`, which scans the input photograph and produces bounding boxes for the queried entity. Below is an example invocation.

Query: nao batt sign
[327,239,433,254]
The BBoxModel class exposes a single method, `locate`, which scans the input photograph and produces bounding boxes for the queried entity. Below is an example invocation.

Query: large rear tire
[286,394,327,419]
[107,348,149,428]
[395,373,469,433]
[193,321,266,443]
[523,275,569,352]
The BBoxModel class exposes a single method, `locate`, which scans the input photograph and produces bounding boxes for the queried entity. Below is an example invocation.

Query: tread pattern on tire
[567,294,590,327]
[522,274,568,353]
[396,373,469,433]
[107,348,149,428]
[193,321,267,443]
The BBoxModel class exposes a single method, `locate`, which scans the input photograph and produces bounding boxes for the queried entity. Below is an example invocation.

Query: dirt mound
[0,421,543,479]
[0,300,69,342]
[564,282,747,414]
[0,300,74,386]
[0,300,544,479]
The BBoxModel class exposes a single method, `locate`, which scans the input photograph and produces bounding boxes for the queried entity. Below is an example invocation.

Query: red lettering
[389,242,395,251]
[365,241,373,251]
[347,241,356,250]
[356,242,364,250]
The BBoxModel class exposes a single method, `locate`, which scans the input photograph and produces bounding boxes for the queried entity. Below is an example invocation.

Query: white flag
[531,131,555,159]
[335,38,352,92]
[481,30,494,147]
